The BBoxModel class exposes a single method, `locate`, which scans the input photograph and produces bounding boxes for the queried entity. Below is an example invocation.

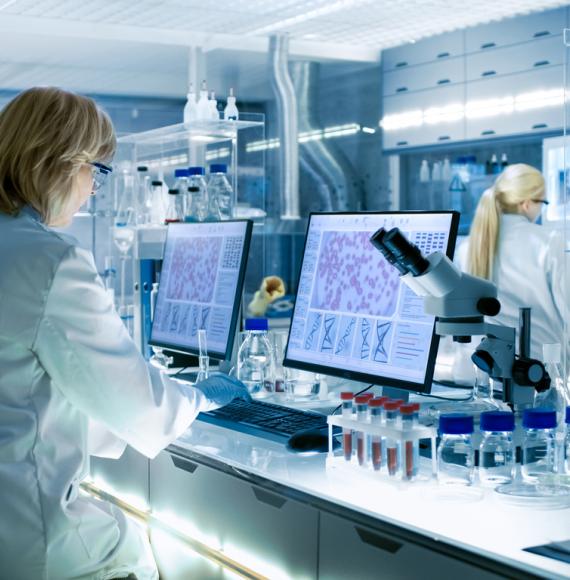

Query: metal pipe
[269,34,300,219]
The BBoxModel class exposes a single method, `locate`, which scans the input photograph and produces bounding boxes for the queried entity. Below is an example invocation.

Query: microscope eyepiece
[380,228,430,276]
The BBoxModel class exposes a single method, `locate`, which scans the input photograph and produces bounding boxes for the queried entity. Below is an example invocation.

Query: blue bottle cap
[480,411,515,432]
[566,406,570,424]
[439,413,474,435]
[188,166,205,175]
[523,408,557,429]
[245,318,268,331]
[210,163,227,174]
[174,168,189,178]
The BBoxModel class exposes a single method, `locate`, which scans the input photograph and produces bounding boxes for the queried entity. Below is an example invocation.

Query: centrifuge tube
[384,400,400,476]
[400,404,418,481]
[369,397,387,471]
[340,391,354,461]
[354,395,370,467]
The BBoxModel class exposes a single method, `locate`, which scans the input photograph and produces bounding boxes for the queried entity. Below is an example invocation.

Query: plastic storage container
[437,414,474,486]
[479,411,515,486]
[236,318,275,398]
[521,408,556,483]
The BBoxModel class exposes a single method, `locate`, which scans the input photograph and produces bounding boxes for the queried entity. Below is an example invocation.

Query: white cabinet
[465,35,563,81]
[149,450,319,579]
[465,66,563,140]
[383,56,464,97]
[383,30,464,72]
[318,512,505,580]
[465,7,567,53]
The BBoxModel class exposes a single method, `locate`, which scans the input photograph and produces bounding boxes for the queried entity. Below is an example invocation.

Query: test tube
[354,395,371,467]
[411,403,421,477]
[369,397,387,471]
[384,400,400,476]
[340,392,354,461]
[399,404,418,481]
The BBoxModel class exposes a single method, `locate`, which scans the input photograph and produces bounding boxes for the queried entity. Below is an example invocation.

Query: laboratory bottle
[165,189,183,223]
[184,187,199,223]
[419,160,430,183]
[441,157,452,182]
[501,153,508,169]
[399,404,419,481]
[224,87,239,121]
[196,80,210,120]
[431,161,442,181]
[369,397,386,471]
[354,395,370,467]
[340,391,354,461]
[490,154,499,174]
[236,318,275,398]
[149,180,166,226]
[183,83,198,123]
[135,165,151,225]
[521,408,557,482]
[209,91,219,120]
[535,343,570,425]
[208,164,233,220]
[384,400,401,476]
[437,414,474,486]
[187,167,209,222]
[478,411,515,487]
[563,407,570,475]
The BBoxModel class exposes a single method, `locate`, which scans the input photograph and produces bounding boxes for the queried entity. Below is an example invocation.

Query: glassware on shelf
[136,165,151,225]
[208,164,233,220]
[224,88,239,121]
[165,189,184,223]
[186,167,208,222]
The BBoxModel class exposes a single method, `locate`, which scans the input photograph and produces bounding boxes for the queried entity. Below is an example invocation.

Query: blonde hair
[468,163,545,279]
[0,87,116,225]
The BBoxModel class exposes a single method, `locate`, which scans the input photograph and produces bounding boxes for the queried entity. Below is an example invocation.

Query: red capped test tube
[384,400,400,476]
[399,404,418,481]
[370,397,387,471]
[354,395,371,467]
[340,392,354,461]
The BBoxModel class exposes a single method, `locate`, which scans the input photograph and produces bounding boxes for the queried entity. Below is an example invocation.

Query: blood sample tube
[340,392,354,461]
[369,398,386,471]
[384,400,400,476]
[354,395,370,467]
[399,404,418,481]
[411,403,420,477]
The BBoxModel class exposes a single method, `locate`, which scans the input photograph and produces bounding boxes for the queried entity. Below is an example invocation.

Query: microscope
[370,227,549,410]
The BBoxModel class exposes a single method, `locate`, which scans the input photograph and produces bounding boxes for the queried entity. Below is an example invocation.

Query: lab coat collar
[502,213,530,226]
[20,205,42,223]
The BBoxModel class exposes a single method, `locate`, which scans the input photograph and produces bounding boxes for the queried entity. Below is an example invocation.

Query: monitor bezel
[149,219,253,361]
[283,210,460,394]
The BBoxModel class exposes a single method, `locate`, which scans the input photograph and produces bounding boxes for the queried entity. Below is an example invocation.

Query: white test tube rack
[326,415,438,480]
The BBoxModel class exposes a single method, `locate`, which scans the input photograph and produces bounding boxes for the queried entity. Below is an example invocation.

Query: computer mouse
[286,428,341,453]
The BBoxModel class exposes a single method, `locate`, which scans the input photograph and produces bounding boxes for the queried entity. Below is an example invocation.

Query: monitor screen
[150,220,252,360]
[284,212,459,393]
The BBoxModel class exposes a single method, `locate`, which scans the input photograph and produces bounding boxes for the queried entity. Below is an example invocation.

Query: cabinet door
[383,30,464,72]
[465,7,566,53]
[383,57,464,97]
[465,66,563,140]
[466,35,562,82]
[319,512,505,580]
[382,84,466,150]
[90,446,150,506]
[150,451,319,579]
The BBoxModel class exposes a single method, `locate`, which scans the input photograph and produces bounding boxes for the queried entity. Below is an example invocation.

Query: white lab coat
[0,207,210,579]
[437,213,567,384]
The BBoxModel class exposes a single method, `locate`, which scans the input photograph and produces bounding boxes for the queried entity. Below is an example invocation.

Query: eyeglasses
[89,162,113,191]
[532,199,550,206]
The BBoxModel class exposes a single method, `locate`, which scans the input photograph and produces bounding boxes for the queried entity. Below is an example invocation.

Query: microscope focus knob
[472,350,494,374]
[513,358,546,386]
[477,297,501,317]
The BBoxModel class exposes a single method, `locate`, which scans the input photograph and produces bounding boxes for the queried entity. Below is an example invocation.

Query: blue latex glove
[194,373,251,409]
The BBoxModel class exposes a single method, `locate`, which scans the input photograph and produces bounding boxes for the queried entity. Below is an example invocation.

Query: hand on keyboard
[194,373,251,410]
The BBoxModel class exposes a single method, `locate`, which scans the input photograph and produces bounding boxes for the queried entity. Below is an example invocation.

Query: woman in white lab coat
[449,163,566,381]
[0,87,249,580]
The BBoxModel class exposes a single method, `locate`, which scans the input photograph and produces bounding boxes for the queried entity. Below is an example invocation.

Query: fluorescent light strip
[380,86,563,131]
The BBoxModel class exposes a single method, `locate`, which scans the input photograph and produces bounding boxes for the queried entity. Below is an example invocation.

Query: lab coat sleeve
[33,244,210,459]
[87,417,128,459]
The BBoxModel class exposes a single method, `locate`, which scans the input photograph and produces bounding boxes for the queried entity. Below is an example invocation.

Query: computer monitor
[149,220,252,360]
[284,211,459,394]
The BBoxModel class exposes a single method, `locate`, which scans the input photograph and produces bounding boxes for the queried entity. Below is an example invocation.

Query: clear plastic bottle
[522,408,557,482]
[564,406,570,475]
[187,167,208,222]
[354,395,370,467]
[479,411,515,487]
[237,318,275,398]
[535,344,570,426]
[183,83,198,123]
[340,391,354,462]
[370,397,387,471]
[399,403,418,481]
[196,80,210,120]
[207,163,233,220]
[165,189,183,223]
[224,87,239,121]
[149,180,166,226]
[437,414,474,485]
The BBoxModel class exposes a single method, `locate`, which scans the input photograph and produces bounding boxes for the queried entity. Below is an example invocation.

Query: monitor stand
[381,386,410,402]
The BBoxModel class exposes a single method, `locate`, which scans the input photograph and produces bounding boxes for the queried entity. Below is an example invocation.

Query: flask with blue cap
[437,413,474,485]
[521,408,557,482]
[237,318,275,398]
[479,411,515,486]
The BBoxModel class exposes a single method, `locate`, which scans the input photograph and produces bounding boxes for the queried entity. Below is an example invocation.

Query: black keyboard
[197,399,331,443]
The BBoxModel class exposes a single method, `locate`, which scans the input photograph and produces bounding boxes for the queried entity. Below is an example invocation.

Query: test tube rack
[326,414,438,482]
